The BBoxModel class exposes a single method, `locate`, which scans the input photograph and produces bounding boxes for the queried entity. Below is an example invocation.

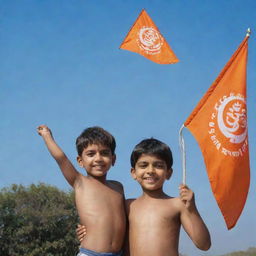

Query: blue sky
[0,1,255,255]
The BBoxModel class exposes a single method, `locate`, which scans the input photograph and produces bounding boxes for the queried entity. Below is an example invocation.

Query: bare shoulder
[107,180,124,194]
[165,196,184,211]
[125,198,136,213]
[125,198,136,206]
[108,180,124,188]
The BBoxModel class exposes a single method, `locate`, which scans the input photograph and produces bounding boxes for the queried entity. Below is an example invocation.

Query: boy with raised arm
[37,125,126,256]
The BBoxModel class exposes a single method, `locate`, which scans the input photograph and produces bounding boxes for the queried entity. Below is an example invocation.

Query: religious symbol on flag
[120,9,179,64]
[181,31,250,229]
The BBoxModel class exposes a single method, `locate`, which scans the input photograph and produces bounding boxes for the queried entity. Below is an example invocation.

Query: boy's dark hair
[76,126,116,156]
[130,138,173,169]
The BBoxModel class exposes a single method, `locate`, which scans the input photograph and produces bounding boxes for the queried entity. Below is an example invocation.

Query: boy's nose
[146,165,155,174]
[94,153,103,161]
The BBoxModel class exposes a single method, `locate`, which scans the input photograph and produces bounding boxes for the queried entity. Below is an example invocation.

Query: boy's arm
[37,125,81,187]
[179,184,211,251]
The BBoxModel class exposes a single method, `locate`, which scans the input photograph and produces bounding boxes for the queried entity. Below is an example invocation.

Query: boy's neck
[141,188,169,199]
[87,174,107,184]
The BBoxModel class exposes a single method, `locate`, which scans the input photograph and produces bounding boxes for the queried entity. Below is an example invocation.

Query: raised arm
[37,125,80,187]
[179,184,211,251]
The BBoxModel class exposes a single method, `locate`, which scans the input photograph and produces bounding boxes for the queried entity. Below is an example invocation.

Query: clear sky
[1,1,255,255]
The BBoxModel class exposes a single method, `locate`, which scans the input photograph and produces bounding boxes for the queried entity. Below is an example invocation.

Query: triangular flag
[120,9,179,64]
[184,34,250,229]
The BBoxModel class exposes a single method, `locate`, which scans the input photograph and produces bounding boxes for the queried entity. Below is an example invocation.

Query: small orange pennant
[184,35,250,229]
[120,9,179,64]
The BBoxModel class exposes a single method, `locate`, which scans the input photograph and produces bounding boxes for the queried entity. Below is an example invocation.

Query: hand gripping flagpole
[179,124,186,185]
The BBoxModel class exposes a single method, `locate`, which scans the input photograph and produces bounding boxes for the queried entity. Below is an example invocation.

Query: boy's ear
[77,156,84,168]
[112,154,116,166]
[130,168,137,180]
[166,168,173,180]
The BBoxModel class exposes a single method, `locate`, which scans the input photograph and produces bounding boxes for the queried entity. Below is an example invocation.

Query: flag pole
[246,28,251,37]
[179,124,186,185]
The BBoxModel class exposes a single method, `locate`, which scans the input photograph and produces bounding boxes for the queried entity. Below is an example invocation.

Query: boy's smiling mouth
[144,177,157,183]
[93,164,105,168]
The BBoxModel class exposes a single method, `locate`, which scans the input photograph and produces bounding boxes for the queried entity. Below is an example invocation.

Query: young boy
[127,138,211,256]
[37,125,126,256]
[77,137,211,256]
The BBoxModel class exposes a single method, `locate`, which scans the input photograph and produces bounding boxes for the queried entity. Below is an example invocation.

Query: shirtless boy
[76,137,211,256]
[126,138,211,256]
[37,125,126,256]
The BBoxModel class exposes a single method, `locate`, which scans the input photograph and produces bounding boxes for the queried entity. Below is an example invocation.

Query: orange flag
[184,34,250,229]
[120,9,179,64]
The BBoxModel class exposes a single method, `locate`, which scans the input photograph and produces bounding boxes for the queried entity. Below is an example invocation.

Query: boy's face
[77,143,116,178]
[131,154,172,191]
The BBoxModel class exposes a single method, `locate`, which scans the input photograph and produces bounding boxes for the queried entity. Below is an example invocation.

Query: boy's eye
[138,163,148,168]
[101,150,111,156]
[85,151,95,157]
[154,162,165,169]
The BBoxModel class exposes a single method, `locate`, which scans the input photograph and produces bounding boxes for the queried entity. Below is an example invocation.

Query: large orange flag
[120,9,179,64]
[184,34,250,229]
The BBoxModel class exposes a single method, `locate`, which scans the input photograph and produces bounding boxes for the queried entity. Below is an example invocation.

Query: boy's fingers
[179,183,190,189]
[180,189,188,196]
[37,126,46,133]
[76,224,86,230]
[76,230,83,235]
[76,227,83,232]
[77,230,86,236]
[37,125,48,130]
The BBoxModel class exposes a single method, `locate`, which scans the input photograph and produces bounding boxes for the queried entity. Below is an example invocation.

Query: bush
[0,183,79,256]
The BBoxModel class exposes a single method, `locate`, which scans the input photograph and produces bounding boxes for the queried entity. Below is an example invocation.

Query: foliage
[178,248,256,256]
[179,247,256,256]
[219,247,256,256]
[0,183,79,256]
[1,183,255,256]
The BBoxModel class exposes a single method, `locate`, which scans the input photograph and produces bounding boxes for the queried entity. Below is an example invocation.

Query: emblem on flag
[137,26,163,55]
[209,93,248,157]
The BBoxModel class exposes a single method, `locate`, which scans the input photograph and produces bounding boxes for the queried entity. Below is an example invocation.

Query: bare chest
[129,200,180,229]
[75,178,124,218]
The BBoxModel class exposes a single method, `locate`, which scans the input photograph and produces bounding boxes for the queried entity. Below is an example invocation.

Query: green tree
[0,183,79,256]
